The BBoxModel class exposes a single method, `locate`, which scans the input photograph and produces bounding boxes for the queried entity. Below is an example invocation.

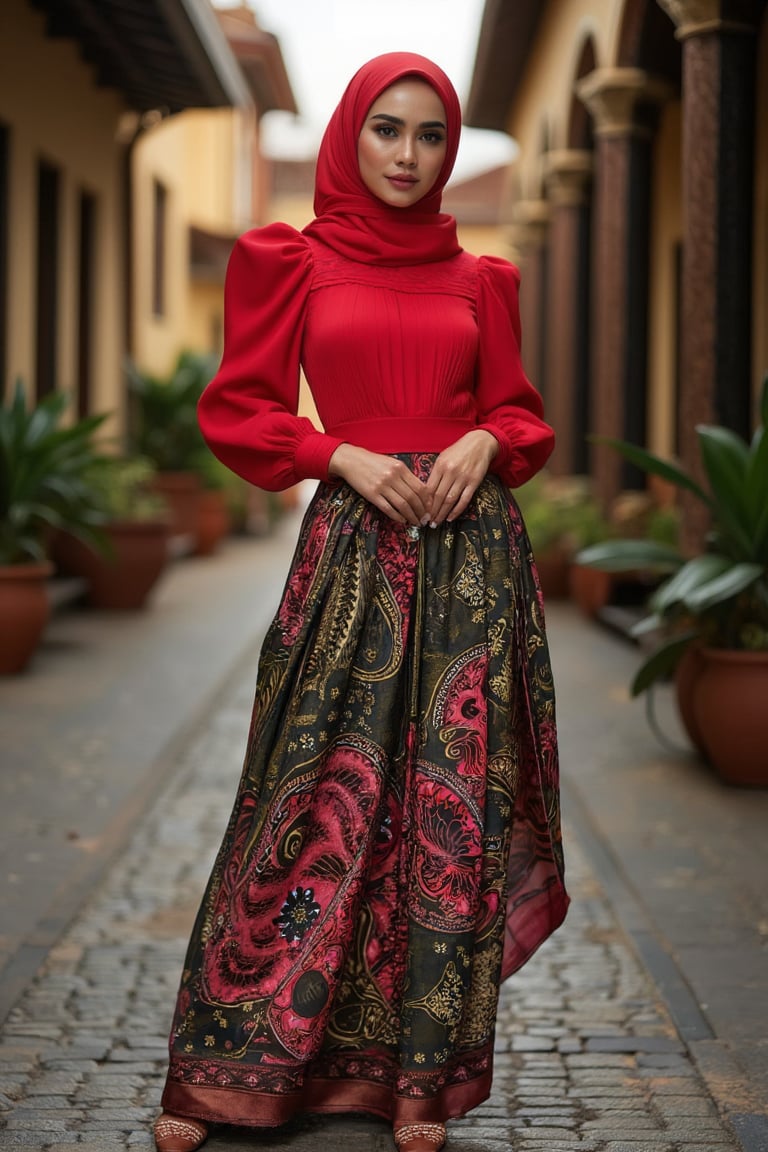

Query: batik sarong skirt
[162,454,568,1128]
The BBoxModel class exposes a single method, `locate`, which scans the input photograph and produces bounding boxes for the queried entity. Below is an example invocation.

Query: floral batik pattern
[162,454,568,1128]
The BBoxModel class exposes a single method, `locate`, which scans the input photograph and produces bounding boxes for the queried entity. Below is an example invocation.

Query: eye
[421,131,446,145]
[374,124,397,138]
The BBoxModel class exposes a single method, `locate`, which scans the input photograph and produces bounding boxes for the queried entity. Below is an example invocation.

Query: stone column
[543,150,593,476]
[509,199,551,407]
[577,67,672,505]
[657,0,764,490]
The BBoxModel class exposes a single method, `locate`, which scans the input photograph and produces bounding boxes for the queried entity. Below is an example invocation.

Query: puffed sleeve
[197,224,344,491]
[474,256,555,488]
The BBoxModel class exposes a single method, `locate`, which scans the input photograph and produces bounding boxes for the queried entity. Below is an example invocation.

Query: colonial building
[0,0,250,432]
[467,0,768,507]
[131,4,296,376]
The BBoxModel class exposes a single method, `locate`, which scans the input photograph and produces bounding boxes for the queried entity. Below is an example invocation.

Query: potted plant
[569,492,679,620]
[566,497,615,617]
[515,472,598,600]
[193,452,233,557]
[126,350,217,542]
[54,457,171,610]
[0,381,109,673]
[576,376,768,786]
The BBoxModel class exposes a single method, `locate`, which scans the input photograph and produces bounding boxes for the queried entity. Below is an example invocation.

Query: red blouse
[198,223,554,492]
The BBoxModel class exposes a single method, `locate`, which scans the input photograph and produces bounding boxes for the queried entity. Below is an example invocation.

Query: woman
[154,52,568,1152]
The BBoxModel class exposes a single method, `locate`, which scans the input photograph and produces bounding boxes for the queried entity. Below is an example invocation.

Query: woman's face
[357,78,448,208]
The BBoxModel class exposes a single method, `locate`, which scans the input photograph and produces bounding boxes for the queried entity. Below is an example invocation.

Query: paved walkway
[0,515,766,1151]
[0,519,303,1019]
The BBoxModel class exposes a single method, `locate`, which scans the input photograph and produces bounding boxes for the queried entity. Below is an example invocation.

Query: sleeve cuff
[476,422,513,475]
[293,431,345,483]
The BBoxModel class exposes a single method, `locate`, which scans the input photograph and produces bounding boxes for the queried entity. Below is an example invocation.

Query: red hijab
[303,52,462,266]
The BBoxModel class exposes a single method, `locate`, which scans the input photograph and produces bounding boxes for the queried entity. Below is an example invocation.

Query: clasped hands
[328,429,498,528]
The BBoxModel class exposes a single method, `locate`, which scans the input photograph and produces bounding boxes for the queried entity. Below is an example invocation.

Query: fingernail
[429,521,437,529]
[420,514,430,526]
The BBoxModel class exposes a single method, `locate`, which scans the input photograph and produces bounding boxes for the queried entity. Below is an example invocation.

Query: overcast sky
[215,0,516,182]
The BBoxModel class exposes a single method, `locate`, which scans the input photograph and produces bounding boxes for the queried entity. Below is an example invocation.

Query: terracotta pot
[568,563,613,618]
[691,647,768,786]
[151,471,202,539]
[55,521,169,610]
[280,486,300,511]
[195,489,232,557]
[0,562,53,674]
[533,546,571,600]
[673,645,707,756]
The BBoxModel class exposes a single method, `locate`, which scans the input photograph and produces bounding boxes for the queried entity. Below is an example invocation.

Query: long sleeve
[197,224,344,492]
[474,256,555,488]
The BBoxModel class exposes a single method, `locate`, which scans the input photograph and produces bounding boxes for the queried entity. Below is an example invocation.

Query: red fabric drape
[303,52,462,266]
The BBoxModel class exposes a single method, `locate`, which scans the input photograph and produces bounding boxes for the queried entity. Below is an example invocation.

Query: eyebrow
[370,113,447,130]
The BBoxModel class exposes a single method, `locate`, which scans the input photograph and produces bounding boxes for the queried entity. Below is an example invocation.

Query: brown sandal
[393,1122,447,1150]
[153,1113,208,1152]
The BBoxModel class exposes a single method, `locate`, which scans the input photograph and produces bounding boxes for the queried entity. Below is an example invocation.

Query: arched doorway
[577,0,679,498]
[544,34,597,476]
[619,0,683,462]
[568,36,596,476]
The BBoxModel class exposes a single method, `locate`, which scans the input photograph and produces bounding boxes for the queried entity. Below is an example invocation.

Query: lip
[386,175,418,190]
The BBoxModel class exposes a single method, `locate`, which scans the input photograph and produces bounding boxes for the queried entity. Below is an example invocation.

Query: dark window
[77,191,97,417]
[36,160,60,400]
[0,123,8,396]
[152,179,167,317]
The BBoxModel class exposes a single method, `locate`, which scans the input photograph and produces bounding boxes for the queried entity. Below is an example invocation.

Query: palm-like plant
[577,376,768,696]
[0,381,109,565]
[126,350,217,474]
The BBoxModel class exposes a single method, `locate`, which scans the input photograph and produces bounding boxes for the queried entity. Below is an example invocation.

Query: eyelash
[373,125,445,145]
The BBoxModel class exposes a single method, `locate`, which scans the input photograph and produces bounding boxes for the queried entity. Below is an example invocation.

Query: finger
[386,483,427,526]
[392,475,431,523]
[428,461,467,522]
[429,483,461,526]
[382,461,428,500]
[446,483,477,522]
[372,494,407,525]
[424,460,453,499]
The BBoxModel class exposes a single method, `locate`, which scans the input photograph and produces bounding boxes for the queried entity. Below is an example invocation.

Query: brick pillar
[658,0,764,504]
[577,68,672,506]
[509,200,551,408]
[543,150,593,476]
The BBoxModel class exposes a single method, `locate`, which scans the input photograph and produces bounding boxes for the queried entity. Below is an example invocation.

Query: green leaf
[575,539,683,573]
[629,613,663,637]
[0,380,112,562]
[696,425,753,555]
[745,426,768,560]
[590,435,711,506]
[755,497,768,563]
[683,562,764,613]
[649,554,731,614]
[630,630,700,697]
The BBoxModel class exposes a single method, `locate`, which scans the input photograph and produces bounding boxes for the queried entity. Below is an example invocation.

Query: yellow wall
[457,223,511,259]
[267,193,314,231]
[187,280,225,359]
[500,0,688,460]
[132,105,257,377]
[0,0,126,426]
[648,100,682,455]
[497,0,767,453]
[508,0,616,196]
[132,120,187,377]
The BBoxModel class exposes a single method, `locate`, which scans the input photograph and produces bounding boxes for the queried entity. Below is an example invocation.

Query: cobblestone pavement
[0,660,741,1151]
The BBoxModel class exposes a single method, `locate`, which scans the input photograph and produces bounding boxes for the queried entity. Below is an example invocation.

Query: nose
[396,136,417,168]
